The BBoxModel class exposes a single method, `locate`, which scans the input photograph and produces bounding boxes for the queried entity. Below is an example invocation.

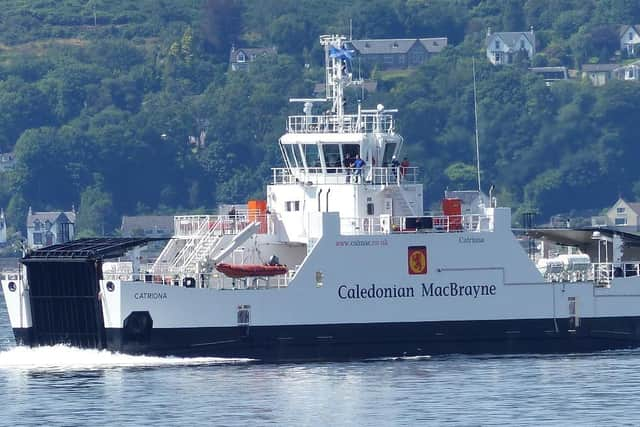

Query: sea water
[1,292,640,426]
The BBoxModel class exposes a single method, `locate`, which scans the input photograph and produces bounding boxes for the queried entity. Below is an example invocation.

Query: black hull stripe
[13,316,640,362]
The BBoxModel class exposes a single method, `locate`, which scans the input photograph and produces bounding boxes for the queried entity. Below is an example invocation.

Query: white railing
[102,270,293,290]
[539,261,640,285]
[287,113,394,134]
[174,211,268,238]
[272,166,419,185]
[339,214,489,235]
[592,262,640,284]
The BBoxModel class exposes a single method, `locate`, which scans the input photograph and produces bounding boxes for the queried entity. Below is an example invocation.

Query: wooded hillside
[1,0,639,242]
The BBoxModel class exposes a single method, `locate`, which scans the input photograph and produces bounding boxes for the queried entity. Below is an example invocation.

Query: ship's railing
[272,166,419,185]
[592,262,640,285]
[174,211,270,238]
[339,214,489,235]
[287,113,394,134]
[102,270,293,290]
[538,261,640,284]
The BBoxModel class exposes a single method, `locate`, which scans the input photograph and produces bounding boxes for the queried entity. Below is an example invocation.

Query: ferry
[4,35,640,361]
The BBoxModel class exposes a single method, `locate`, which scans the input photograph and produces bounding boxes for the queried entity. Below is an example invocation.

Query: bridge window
[322,144,342,170]
[283,144,300,168]
[301,144,320,168]
[383,143,397,165]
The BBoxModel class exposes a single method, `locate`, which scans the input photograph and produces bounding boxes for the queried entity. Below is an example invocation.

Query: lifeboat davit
[215,263,288,278]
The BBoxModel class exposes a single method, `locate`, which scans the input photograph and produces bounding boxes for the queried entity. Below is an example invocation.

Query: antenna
[472,57,482,192]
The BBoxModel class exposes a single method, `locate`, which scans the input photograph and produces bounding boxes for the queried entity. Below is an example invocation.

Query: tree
[76,174,114,237]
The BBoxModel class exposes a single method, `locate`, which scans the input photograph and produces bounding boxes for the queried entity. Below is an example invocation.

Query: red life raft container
[215,263,288,278]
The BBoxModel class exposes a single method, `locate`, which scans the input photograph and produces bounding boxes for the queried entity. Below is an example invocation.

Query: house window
[628,69,634,79]
[237,52,246,63]
[398,55,405,64]
[630,32,634,41]
[617,207,626,213]
[494,52,502,63]
[33,233,42,245]
[383,55,393,64]
[495,40,500,49]
[520,40,525,49]
[615,217,627,225]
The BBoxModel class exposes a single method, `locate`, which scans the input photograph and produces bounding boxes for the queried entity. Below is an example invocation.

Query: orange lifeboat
[215,263,288,278]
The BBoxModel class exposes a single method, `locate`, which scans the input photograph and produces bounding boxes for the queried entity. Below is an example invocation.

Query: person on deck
[352,154,365,183]
[400,157,410,180]
[391,155,400,182]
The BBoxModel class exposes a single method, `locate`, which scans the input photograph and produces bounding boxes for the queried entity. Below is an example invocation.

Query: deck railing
[271,166,419,185]
[340,214,490,235]
[174,211,268,238]
[102,270,293,290]
[287,113,395,134]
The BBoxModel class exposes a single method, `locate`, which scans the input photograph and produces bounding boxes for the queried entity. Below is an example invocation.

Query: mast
[472,57,482,193]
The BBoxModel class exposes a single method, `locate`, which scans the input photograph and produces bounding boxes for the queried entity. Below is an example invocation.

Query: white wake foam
[0,345,252,371]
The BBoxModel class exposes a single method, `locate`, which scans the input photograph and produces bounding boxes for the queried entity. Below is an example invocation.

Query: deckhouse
[270,35,422,244]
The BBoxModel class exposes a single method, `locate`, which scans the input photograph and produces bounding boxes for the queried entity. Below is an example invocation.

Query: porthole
[7,282,16,292]
[106,281,115,292]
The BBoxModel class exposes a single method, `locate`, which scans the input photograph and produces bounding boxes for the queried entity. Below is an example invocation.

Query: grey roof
[350,37,447,55]
[120,215,174,236]
[229,46,277,63]
[530,66,567,72]
[614,59,640,70]
[619,25,640,38]
[582,63,620,72]
[627,202,640,215]
[489,31,535,50]
[27,211,75,227]
[419,38,447,53]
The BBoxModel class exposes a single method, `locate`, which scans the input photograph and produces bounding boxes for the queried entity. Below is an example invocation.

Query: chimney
[487,27,492,37]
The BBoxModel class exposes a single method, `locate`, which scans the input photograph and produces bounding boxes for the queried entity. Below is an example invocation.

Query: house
[120,215,174,238]
[486,28,535,65]
[0,152,15,172]
[347,37,448,71]
[613,60,640,81]
[26,207,76,249]
[620,25,640,57]
[529,66,569,85]
[592,198,640,232]
[229,46,277,71]
[582,63,620,86]
[0,209,6,244]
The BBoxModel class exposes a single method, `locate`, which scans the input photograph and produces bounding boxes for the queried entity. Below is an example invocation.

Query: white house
[0,209,6,244]
[0,152,15,172]
[582,63,620,86]
[592,198,640,232]
[26,207,76,249]
[229,46,277,72]
[613,60,640,81]
[620,25,640,57]
[486,28,535,65]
